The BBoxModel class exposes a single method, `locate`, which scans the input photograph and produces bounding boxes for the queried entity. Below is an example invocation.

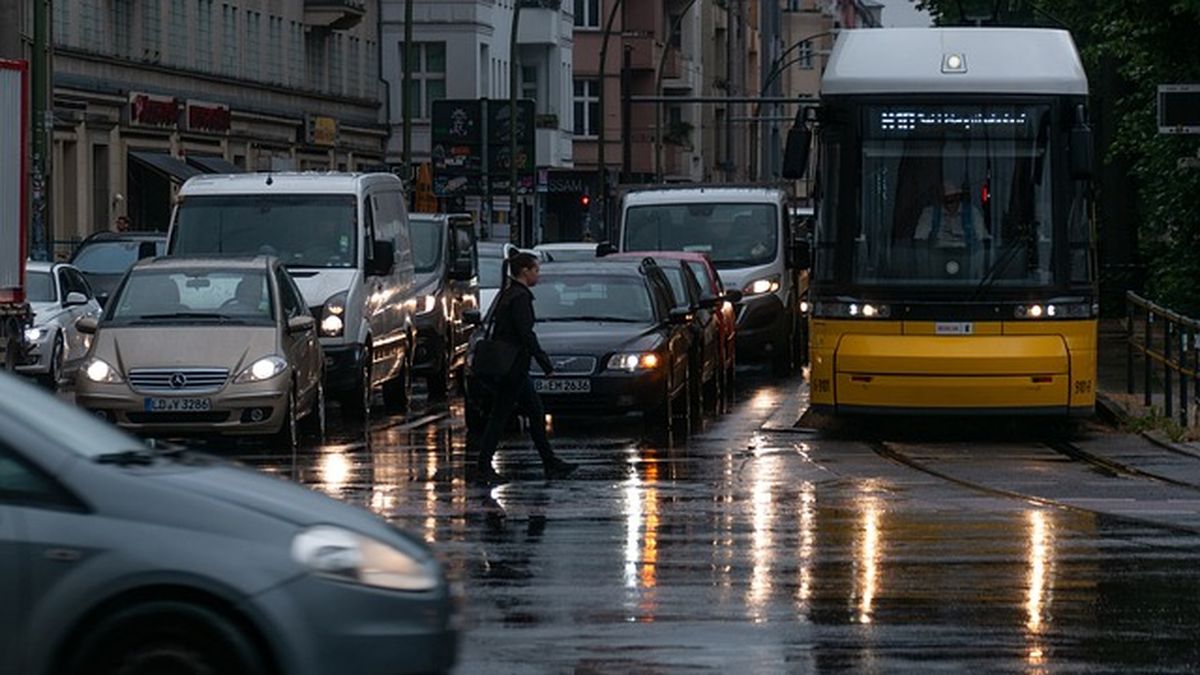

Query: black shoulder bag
[470,291,519,380]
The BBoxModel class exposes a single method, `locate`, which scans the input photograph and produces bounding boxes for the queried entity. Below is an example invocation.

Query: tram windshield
[849,104,1057,288]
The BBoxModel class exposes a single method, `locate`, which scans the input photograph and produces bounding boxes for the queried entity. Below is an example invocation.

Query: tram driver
[913,180,987,249]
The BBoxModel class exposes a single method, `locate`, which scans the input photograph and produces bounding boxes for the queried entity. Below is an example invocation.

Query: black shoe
[543,459,578,480]
[472,465,507,485]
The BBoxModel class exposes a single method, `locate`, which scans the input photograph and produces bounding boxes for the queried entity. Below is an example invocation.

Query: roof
[24,261,61,273]
[78,231,167,243]
[540,260,647,277]
[822,28,1087,96]
[623,187,788,207]
[132,255,274,271]
[535,243,598,251]
[610,251,712,265]
[178,172,402,196]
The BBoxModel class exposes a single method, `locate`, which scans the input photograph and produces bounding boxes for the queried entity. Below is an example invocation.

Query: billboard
[431,99,535,196]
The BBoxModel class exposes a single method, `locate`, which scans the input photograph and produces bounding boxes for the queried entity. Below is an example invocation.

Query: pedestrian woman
[474,251,577,484]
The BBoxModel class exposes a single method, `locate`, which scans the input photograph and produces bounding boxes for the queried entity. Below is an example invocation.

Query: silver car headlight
[291,525,438,592]
[23,326,48,344]
[83,357,123,384]
[234,356,288,383]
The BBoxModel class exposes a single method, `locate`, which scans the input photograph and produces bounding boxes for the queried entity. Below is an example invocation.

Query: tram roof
[821,28,1087,97]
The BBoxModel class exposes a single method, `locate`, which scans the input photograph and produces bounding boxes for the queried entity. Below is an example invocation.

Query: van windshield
[172,195,357,268]
[623,203,778,269]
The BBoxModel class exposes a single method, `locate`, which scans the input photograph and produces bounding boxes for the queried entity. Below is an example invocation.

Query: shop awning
[187,155,244,174]
[129,151,204,183]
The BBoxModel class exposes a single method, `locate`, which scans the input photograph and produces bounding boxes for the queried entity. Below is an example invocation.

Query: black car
[466,258,695,443]
[69,231,167,307]
[410,214,479,398]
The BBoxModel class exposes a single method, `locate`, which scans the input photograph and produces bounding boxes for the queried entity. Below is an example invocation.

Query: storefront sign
[307,115,339,146]
[129,92,180,128]
[185,100,231,134]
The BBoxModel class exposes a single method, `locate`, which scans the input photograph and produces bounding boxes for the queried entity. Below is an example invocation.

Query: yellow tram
[793,28,1097,416]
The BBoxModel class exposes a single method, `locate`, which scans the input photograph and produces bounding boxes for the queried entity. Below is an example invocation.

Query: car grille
[535,355,596,376]
[128,368,229,393]
[126,411,231,424]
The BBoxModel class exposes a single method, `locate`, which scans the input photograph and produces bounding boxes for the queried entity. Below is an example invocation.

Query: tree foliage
[912,0,1200,315]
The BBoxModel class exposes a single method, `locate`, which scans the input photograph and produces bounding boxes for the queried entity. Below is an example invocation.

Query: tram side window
[857,105,1055,287]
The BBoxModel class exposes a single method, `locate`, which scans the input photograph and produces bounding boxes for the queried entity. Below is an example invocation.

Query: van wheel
[64,601,267,675]
[382,360,412,414]
[341,346,372,422]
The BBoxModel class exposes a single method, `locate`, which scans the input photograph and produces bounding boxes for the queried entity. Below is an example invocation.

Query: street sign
[431,98,535,196]
[1158,85,1200,134]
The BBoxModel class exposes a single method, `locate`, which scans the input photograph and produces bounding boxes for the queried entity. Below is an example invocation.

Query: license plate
[935,322,974,335]
[144,397,212,412]
[533,378,591,394]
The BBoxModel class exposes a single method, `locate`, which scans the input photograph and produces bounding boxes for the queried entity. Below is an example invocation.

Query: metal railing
[1126,291,1200,426]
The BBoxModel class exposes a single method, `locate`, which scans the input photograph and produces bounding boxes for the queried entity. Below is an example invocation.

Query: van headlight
[291,526,438,592]
[83,358,123,383]
[743,276,780,296]
[234,356,288,383]
[321,291,347,337]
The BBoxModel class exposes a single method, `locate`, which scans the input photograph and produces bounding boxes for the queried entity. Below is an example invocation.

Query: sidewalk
[1095,317,1200,455]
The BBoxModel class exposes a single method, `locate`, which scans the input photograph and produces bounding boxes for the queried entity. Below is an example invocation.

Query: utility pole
[621,44,632,180]
[31,0,50,260]
[653,0,699,183]
[723,0,734,182]
[596,0,624,241]
[401,0,414,180]
[509,0,522,245]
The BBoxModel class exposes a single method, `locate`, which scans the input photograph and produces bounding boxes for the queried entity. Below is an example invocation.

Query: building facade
[46,0,386,250]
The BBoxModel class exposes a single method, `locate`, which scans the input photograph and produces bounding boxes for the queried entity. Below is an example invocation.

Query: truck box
[0,59,30,370]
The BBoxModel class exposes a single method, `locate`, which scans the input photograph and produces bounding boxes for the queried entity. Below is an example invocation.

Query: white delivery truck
[618,185,811,375]
[0,59,31,371]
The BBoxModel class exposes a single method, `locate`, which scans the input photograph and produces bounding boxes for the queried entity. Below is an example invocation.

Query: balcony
[625,35,659,71]
[517,2,565,45]
[303,0,366,30]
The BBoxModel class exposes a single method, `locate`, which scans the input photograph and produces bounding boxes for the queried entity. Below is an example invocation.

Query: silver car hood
[97,326,279,374]
[286,268,359,308]
[29,301,65,326]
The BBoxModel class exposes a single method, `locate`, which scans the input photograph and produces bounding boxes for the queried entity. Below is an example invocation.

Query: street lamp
[596,0,625,241]
[752,29,836,181]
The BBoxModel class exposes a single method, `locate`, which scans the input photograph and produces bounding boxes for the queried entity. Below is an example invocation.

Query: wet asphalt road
[208,371,1200,673]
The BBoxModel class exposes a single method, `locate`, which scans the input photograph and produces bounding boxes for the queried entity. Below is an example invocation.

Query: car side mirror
[64,291,88,307]
[368,240,395,276]
[137,241,158,260]
[596,242,618,257]
[76,316,99,335]
[287,315,315,334]
[449,258,474,281]
[722,289,743,304]
[668,307,693,325]
[463,309,482,325]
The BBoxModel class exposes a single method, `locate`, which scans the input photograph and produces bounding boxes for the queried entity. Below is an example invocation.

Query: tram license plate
[534,378,591,394]
[935,322,974,335]
[144,397,212,412]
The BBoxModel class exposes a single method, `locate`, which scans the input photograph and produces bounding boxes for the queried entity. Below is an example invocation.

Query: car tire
[44,333,64,388]
[382,356,412,414]
[341,345,373,422]
[299,381,326,442]
[674,373,693,440]
[272,388,299,451]
[688,361,704,430]
[63,600,268,675]
[723,349,736,412]
[643,378,675,445]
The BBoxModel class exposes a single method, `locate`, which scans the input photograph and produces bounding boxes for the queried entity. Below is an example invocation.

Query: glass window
[573,79,600,137]
[274,268,303,318]
[574,0,600,28]
[68,270,94,298]
[26,272,56,303]
[853,104,1054,288]
[479,253,505,289]
[72,239,164,275]
[425,43,445,72]
[534,275,655,323]
[0,443,73,508]
[661,267,690,309]
[624,203,779,269]
[684,261,716,298]
[411,219,444,275]
[172,195,357,268]
[108,269,274,324]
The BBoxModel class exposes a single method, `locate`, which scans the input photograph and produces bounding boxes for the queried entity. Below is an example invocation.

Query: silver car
[16,261,102,386]
[0,370,459,675]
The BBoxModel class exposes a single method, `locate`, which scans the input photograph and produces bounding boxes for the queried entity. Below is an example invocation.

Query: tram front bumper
[812,331,1093,415]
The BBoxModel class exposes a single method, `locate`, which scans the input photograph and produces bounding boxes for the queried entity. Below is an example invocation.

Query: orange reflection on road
[622,453,661,621]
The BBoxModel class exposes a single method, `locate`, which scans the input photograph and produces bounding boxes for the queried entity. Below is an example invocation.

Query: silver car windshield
[173,194,357,268]
[107,269,275,325]
[26,271,55,303]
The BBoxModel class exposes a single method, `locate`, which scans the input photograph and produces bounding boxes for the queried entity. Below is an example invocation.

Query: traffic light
[580,193,591,209]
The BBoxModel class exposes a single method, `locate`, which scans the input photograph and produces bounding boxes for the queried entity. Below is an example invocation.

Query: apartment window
[574,0,600,28]
[573,79,599,137]
[289,22,303,86]
[196,0,214,72]
[401,42,446,119]
[53,0,69,47]
[306,31,326,91]
[113,0,132,57]
[221,4,238,77]
[329,33,343,94]
[244,12,261,81]
[142,1,161,60]
[348,37,361,97]
[799,40,813,69]
[365,40,378,98]
[521,65,538,103]
[267,17,283,83]
[169,0,188,67]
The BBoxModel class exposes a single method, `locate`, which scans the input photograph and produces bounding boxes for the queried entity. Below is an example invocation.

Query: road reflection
[747,450,778,623]
[796,480,816,620]
[855,481,884,625]
[1026,509,1055,672]
[623,448,661,621]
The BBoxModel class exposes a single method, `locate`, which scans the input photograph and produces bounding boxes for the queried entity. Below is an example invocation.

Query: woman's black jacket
[489,281,553,378]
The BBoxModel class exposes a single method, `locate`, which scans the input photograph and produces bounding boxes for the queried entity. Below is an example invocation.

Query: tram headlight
[813,301,890,319]
[1014,301,1097,319]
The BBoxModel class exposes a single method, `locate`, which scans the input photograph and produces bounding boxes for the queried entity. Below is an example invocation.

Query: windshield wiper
[95,449,159,466]
[132,312,245,324]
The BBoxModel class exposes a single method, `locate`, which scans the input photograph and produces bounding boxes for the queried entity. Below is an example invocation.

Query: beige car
[75,256,324,447]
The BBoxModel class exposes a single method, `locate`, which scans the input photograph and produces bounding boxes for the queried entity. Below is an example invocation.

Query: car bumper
[531,369,668,417]
[75,377,292,436]
[322,344,366,395]
[250,573,458,675]
[735,293,788,358]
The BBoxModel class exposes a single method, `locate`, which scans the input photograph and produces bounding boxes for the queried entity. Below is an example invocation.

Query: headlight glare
[813,301,890,319]
[84,358,123,383]
[744,276,780,296]
[607,352,660,372]
[24,326,47,343]
[235,356,288,383]
[321,314,344,336]
[291,526,437,592]
[321,292,348,337]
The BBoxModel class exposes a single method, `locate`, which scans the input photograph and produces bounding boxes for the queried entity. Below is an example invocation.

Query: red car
[613,251,741,413]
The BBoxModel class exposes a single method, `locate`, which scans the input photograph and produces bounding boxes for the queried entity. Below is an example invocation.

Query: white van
[168,173,416,419]
[618,186,810,375]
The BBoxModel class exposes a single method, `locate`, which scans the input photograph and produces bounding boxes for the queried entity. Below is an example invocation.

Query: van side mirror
[782,108,813,180]
[668,307,693,325]
[137,241,158,260]
[368,240,395,276]
[722,289,743,304]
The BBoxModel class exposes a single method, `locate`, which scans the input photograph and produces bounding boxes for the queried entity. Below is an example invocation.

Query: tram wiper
[971,234,1027,300]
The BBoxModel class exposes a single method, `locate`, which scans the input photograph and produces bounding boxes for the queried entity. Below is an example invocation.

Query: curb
[1096,391,1200,458]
